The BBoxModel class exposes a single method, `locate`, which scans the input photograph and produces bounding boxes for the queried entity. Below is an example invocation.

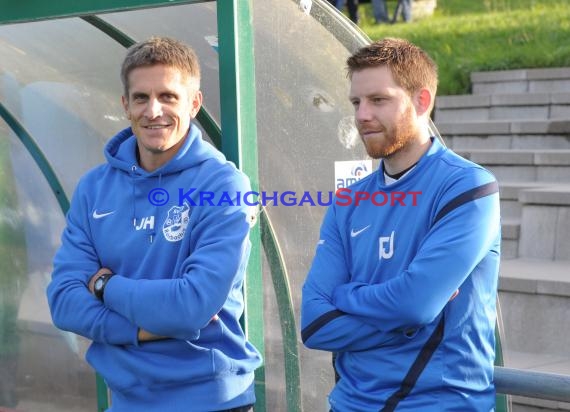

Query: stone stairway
[435,68,570,412]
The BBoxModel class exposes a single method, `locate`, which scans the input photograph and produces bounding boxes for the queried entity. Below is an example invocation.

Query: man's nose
[355,101,372,122]
[145,98,163,119]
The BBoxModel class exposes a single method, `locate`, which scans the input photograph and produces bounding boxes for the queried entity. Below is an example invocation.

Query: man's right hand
[137,328,167,342]
[137,315,219,342]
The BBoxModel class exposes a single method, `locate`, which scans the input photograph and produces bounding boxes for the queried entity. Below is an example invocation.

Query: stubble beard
[361,106,418,160]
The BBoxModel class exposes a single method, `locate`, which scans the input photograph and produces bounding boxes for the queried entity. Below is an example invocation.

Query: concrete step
[438,119,570,150]
[499,258,570,354]
[518,185,570,206]
[502,219,520,240]
[501,218,520,259]
[435,92,570,123]
[498,181,560,219]
[457,149,570,166]
[495,183,570,259]
[489,183,570,260]
[517,185,570,260]
[455,149,570,183]
[471,67,570,95]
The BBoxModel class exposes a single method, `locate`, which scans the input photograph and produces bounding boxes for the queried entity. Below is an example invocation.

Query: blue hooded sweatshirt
[47,124,262,411]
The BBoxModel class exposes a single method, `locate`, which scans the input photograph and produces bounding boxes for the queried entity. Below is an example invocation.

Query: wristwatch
[93,273,113,302]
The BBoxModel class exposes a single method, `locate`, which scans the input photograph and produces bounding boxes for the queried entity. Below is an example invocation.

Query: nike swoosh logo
[92,210,116,219]
[351,225,371,237]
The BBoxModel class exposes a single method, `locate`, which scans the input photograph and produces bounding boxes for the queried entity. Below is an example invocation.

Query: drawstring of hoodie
[149,174,161,243]
[131,165,137,228]
[131,164,158,244]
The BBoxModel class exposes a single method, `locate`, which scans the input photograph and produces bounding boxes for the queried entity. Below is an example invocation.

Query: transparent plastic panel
[0,119,95,411]
[0,18,129,198]
[251,2,505,412]
[252,1,372,410]
[100,3,221,126]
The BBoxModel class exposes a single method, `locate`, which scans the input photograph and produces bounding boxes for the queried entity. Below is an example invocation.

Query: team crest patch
[163,202,190,242]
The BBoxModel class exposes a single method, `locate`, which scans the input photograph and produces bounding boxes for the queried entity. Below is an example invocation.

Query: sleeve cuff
[104,313,140,346]
[104,274,137,320]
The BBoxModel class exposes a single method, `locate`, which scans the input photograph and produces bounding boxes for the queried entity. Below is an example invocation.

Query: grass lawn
[354,0,570,95]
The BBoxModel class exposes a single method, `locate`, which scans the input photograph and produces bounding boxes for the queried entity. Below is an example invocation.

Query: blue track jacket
[47,124,262,411]
[301,138,501,411]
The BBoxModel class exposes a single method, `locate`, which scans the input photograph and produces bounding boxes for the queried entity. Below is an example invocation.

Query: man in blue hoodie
[47,37,262,412]
[301,38,501,411]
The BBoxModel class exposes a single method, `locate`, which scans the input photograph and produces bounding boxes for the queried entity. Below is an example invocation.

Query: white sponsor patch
[334,160,373,189]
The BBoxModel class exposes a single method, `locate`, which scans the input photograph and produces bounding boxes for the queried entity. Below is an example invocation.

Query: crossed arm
[301,206,410,352]
[301,179,500,352]
[47,174,250,345]
[86,268,170,342]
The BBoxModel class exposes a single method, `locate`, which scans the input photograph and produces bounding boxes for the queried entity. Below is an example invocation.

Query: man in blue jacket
[47,37,261,412]
[301,38,501,411]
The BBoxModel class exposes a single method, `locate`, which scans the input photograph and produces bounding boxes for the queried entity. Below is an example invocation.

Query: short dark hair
[347,38,438,101]
[120,36,201,97]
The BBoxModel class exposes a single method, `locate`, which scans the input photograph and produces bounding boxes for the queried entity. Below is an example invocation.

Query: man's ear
[414,88,433,117]
[190,90,203,119]
[121,95,131,120]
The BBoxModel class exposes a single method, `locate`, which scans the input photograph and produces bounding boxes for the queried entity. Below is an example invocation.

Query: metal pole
[495,366,570,403]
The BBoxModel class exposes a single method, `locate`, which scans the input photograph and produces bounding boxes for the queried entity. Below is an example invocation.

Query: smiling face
[349,65,421,160]
[122,64,202,171]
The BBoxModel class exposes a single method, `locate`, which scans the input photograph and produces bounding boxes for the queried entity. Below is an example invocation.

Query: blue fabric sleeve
[301,205,408,352]
[47,177,139,345]
[332,175,500,331]
[103,173,251,340]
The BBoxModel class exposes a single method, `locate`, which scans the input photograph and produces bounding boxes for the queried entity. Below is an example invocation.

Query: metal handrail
[495,366,570,403]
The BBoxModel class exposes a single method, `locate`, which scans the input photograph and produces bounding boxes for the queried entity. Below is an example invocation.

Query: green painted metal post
[95,376,110,412]
[217,1,266,410]
[0,103,69,214]
[260,212,303,412]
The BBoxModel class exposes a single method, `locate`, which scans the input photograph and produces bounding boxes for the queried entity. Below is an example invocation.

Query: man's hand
[137,315,219,343]
[138,328,167,342]
[449,289,459,301]
[88,267,113,294]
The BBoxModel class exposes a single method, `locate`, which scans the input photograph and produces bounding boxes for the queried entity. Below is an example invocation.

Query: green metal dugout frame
[0,0,208,24]
[0,0,268,410]
[0,103,70,215]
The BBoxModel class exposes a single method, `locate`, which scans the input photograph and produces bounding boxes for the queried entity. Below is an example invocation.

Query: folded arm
[333,179,500,331]
[102,172,252,340]
[301,205,408,352]
[47,179,139,345]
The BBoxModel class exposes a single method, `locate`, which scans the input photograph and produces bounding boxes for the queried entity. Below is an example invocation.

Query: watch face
[95,277,104,291]
[94,273,112,301]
